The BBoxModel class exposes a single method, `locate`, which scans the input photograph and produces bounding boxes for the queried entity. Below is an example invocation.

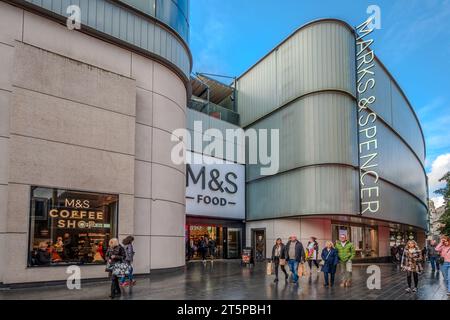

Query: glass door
[227,228,241,259]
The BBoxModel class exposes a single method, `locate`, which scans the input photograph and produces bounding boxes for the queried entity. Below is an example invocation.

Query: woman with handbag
[401,240,423,293]
[105,238,125,299]
[306,236,320,273]
[436,235,450,296]
[320,241,339,287]
[271,238,288,283]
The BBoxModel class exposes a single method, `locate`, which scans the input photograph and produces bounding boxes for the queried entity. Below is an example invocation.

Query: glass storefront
[389,229,417,247]
[332,223,378,259]
[185,219,243,259]
[28,187,118,267]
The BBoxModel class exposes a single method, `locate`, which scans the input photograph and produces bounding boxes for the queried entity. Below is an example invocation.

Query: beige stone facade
[0,2,187,284]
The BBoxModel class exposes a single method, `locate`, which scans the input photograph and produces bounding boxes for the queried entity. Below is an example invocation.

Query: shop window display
[28,187,118,267]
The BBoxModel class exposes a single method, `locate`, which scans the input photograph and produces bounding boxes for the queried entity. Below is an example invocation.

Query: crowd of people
[270,234,355,287]
[186,236,217,263]
[269,234,450,296]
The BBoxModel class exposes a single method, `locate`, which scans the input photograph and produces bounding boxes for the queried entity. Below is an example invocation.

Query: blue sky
[189,0,450,206]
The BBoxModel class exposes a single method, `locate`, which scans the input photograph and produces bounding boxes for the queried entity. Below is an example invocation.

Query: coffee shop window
[28,187,118,267]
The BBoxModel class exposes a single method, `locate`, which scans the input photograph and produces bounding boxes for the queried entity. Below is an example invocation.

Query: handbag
[320,250,332,266]
[266,262,273,275]
[112,262,132,277]
[279,258,286,266]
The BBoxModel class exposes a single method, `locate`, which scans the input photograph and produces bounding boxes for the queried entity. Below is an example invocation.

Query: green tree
[435,171,450,236]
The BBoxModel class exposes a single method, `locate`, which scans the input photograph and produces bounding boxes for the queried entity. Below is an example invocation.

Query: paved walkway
[0,260,449,300]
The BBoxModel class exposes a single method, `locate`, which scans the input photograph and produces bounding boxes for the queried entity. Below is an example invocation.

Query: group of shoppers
[270,234,355,287]
[270,234,450,296]
[186,236,217,262]
[105,236,136,299]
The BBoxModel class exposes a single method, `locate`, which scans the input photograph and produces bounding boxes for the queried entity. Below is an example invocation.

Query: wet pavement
[0,260,449,300]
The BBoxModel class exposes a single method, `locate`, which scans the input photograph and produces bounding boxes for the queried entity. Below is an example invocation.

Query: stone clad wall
[0,2,187,284]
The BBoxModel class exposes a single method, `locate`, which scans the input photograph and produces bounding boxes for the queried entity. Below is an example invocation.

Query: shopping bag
[297,262,305,277]
[266,262,273,275]
[279,258,286,266]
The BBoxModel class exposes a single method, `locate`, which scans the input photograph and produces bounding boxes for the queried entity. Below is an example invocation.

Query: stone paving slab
[0,261,449,300]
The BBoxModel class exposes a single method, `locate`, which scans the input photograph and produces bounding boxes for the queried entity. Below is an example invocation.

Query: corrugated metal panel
[391,85,425,162]
[186,109,244,163]
[373,180,428,229]
[237,21,356,127]
[359,110,427,203]
[363,60,425,163]
[246,165,360,220]
[246,92,358,181]
[24,0,191,77]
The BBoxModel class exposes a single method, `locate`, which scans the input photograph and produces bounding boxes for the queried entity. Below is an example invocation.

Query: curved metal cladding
[238,19,428,230]
[22,0,191,79]
[357,60,428,229]
[238,20,360,220]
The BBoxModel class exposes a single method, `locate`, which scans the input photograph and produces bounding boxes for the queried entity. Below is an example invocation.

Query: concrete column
[0,2,23,284]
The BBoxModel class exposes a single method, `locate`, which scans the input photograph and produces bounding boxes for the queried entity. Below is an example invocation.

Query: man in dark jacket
[285,235,305,284]
[428,240,441,272]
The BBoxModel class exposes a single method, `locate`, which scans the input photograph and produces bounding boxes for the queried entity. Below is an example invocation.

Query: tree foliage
[436,171,450,236]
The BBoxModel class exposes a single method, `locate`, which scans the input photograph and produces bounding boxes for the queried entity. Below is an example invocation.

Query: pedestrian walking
[199,236,208,263]
[105,238,125,299]
[121,236,136,287]
[401,240,423,293]
[390,244,399,263]
[320,241,339,287]
[306,236,320,273]
[271,238,288,283]
[285,235,305,284]
[208,238,216,260]
[428,240,441,272]
[335,234,355,287]
[436,235,450,296]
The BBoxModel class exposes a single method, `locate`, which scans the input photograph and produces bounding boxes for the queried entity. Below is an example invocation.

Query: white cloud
[427,153,450,194]
[431,196,445,208]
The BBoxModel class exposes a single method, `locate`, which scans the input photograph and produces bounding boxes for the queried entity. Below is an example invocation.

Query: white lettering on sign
[185,152,245,219]
[356,16,380,214]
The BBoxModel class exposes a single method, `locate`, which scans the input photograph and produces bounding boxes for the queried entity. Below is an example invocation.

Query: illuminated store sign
[186,152,245,219]
[28,187,117,267]
[355,17,380,214]
[49,198,108,229]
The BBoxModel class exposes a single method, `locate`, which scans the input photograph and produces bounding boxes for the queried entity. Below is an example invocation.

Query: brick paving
[0,260,449,300]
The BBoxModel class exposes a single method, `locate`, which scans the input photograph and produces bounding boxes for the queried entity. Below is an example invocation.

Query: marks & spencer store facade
[0,0,427,286]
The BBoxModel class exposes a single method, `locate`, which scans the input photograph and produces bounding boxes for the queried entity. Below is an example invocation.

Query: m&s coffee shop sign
[185,152,245,220]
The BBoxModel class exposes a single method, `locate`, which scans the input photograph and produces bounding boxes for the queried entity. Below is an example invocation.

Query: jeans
[442,262,450,292]
[340,260,352,282]
[324,272,335,286]
[429,256,440,271]
[288,259,299,282]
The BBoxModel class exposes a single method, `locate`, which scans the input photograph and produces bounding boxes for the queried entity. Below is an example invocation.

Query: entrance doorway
[252,229,266,262]
[227,228,241,259]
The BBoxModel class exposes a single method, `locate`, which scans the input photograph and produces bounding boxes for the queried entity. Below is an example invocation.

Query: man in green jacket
[335,234,356,287]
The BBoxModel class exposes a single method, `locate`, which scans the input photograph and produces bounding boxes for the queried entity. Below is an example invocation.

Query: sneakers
[446,292,450,296]
[405,288,412,293]
[412,288,417,293]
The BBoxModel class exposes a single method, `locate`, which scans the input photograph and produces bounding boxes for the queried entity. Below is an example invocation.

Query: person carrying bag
[271,238,288,282]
